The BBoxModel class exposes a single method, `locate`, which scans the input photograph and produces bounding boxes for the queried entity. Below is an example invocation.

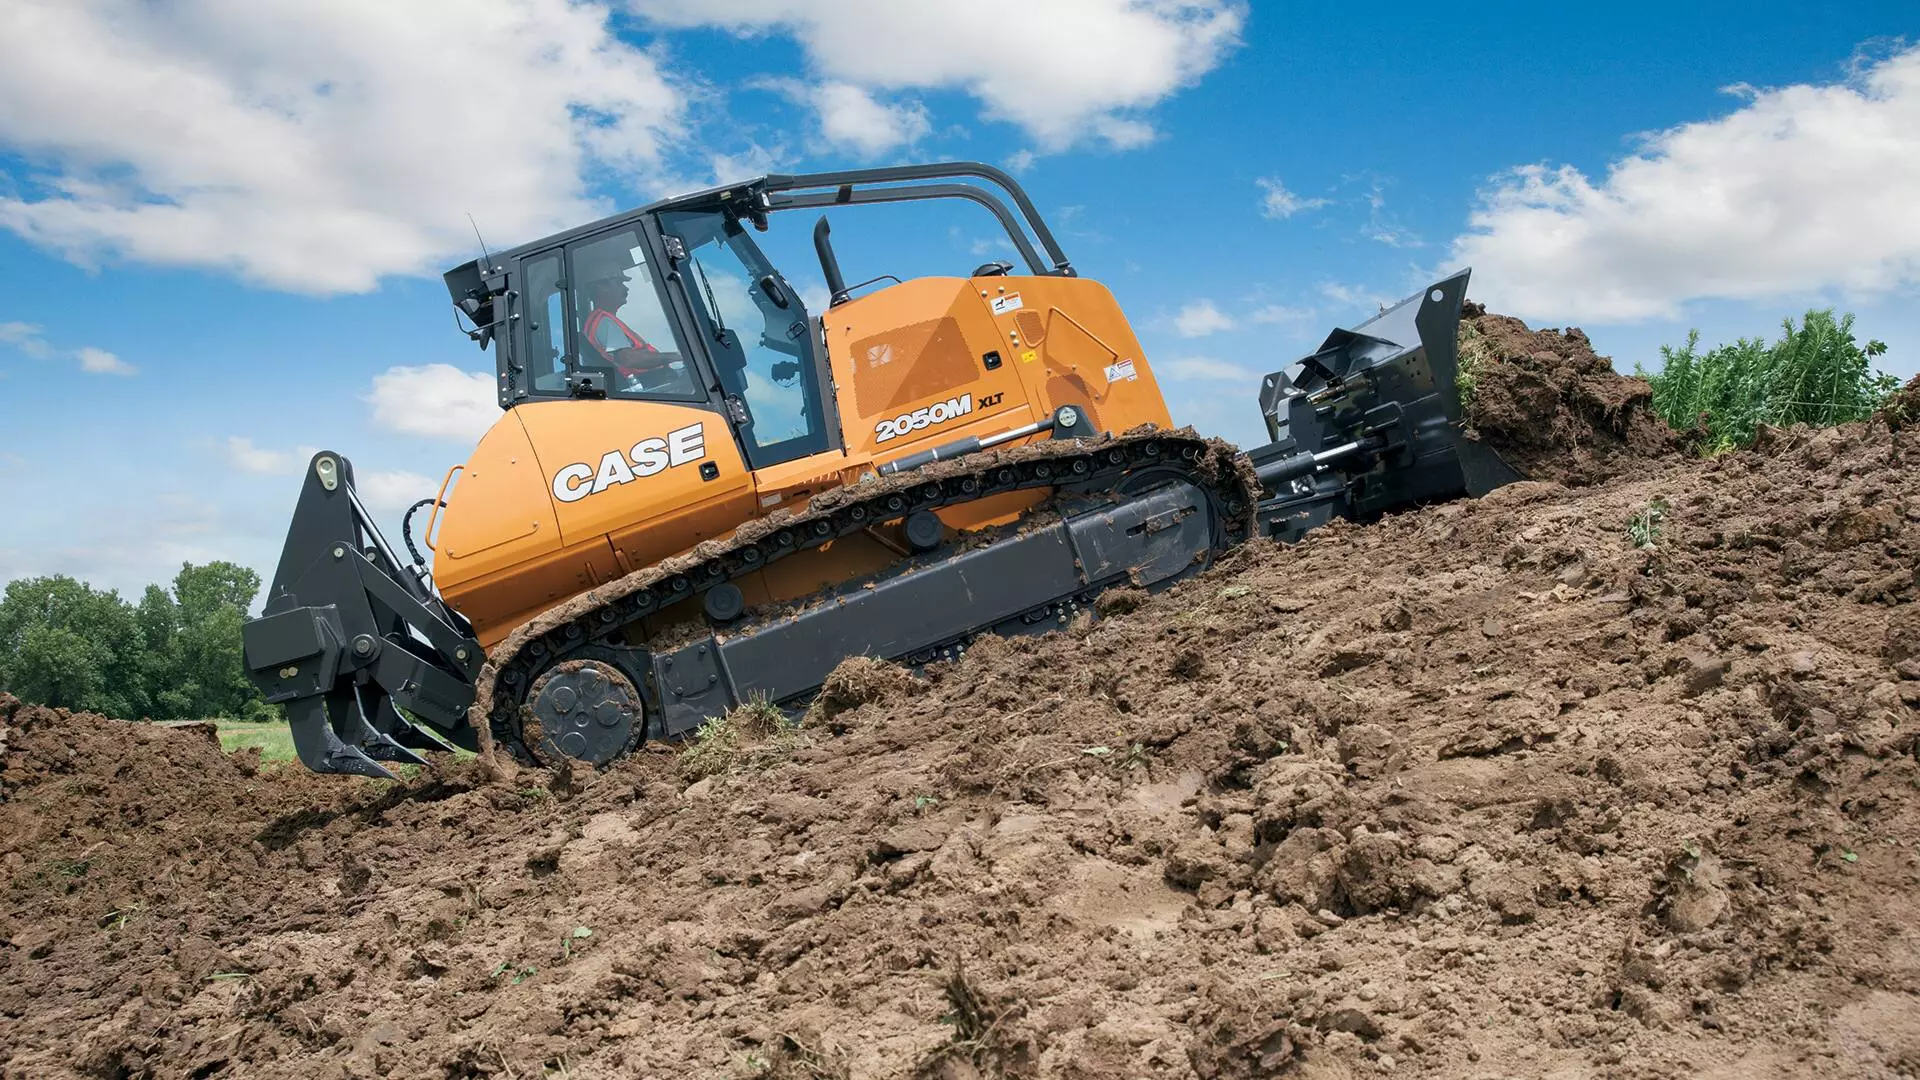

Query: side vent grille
[1013,309,1046,346]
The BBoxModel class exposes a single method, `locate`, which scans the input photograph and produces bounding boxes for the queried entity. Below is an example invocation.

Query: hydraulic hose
[402,497,443,569]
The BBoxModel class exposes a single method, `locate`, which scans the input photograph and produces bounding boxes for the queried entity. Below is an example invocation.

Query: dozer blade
[244,452,484,777]
[1246,268,1523,538]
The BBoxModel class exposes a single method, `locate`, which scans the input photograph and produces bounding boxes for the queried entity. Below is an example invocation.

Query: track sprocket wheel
[521,660,643,766]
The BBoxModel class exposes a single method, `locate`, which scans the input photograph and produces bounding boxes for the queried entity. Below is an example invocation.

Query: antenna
[466,212,494,270]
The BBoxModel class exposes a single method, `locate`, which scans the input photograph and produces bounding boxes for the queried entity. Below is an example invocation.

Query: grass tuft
[680,699,806,780]
[1456,318,1497,410]
[1627,499,1669,550]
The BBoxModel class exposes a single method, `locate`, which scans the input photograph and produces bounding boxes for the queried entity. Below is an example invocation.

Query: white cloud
[707,144,784,187]
[75,346,136,376]
[631,0,1245,150]
[1248,304,1316,326]
[0,321,54,359]
[224,436,316,476]
[1089,115,1158,150]
[796,280,831,313]
[1362,221,1419,248]
[1005,149,1037,174]
[0,492,252,602]
[1360,185,1420,248]
[2,321,135,374]
[1258,177,1330,219]
[1158,355,1256,382]
[0,0,686,295]
[1319,281,1396,311]
[367,365,499,442]
[356,469,440,513]
[798,81,931,157]
[1174,299,1236,338]
[1451,44,1920,323]
[226,437,290,475]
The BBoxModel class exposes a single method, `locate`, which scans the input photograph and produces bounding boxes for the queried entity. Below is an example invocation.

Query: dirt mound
[1460,303,1685,485]
[5,422,1920,1079]
[0,694,266,930]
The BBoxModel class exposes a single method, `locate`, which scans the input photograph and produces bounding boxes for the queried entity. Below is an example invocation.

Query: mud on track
[4,331,1920,1080]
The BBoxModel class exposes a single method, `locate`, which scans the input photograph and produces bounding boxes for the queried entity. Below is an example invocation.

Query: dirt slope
[4,427,1920,1077]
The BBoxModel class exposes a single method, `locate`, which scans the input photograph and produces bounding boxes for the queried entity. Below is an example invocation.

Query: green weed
[1642,311,1898,452]
[1456,318,1497,409]
[99,903,144,932]
[1080,742,1151,771]
[489,959,538,985]
[45,858,89,879]
[1627,499,1669,550]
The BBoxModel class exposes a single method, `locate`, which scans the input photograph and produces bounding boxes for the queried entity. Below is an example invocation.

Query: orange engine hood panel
[433,413,558,587]
[824,275,1172,464]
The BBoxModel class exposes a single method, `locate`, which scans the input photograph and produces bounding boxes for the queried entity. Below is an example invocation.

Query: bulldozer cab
[444,162,1083,476]
[659,209,834,469]
[485,211,828,471]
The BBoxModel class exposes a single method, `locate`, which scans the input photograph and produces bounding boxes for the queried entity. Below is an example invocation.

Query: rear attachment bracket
[243,452,484,778]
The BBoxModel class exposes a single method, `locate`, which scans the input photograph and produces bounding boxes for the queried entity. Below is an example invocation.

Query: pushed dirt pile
[1460,303,1683,485]
[1880,374,1920,432]
[5,421,1920,1079]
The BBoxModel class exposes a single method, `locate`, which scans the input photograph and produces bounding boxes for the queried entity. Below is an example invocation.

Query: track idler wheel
[523,660,643,766]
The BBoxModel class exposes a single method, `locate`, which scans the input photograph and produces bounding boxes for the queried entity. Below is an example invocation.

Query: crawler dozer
[242,162,1519,778]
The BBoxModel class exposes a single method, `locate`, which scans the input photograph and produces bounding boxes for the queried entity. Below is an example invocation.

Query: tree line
[0,562,269,721]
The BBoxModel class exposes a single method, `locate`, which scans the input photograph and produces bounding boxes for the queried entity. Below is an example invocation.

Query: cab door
[513,225,758,573]
[660,210,842,476]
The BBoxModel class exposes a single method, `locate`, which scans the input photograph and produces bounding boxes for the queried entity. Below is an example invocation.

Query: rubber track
[472,428,1258,758]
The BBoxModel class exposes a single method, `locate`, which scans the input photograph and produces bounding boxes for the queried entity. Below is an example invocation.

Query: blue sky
[1,0,1916,598]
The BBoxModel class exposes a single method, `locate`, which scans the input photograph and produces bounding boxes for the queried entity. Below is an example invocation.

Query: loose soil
[5,354,1920,1078]
[1461,304,1685,486]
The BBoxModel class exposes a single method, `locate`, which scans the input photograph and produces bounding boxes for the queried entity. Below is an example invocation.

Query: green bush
[1643,310,1896,452]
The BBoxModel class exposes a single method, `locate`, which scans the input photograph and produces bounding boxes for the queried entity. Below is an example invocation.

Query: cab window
[567,228,700,401]
[522,252,569,393]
